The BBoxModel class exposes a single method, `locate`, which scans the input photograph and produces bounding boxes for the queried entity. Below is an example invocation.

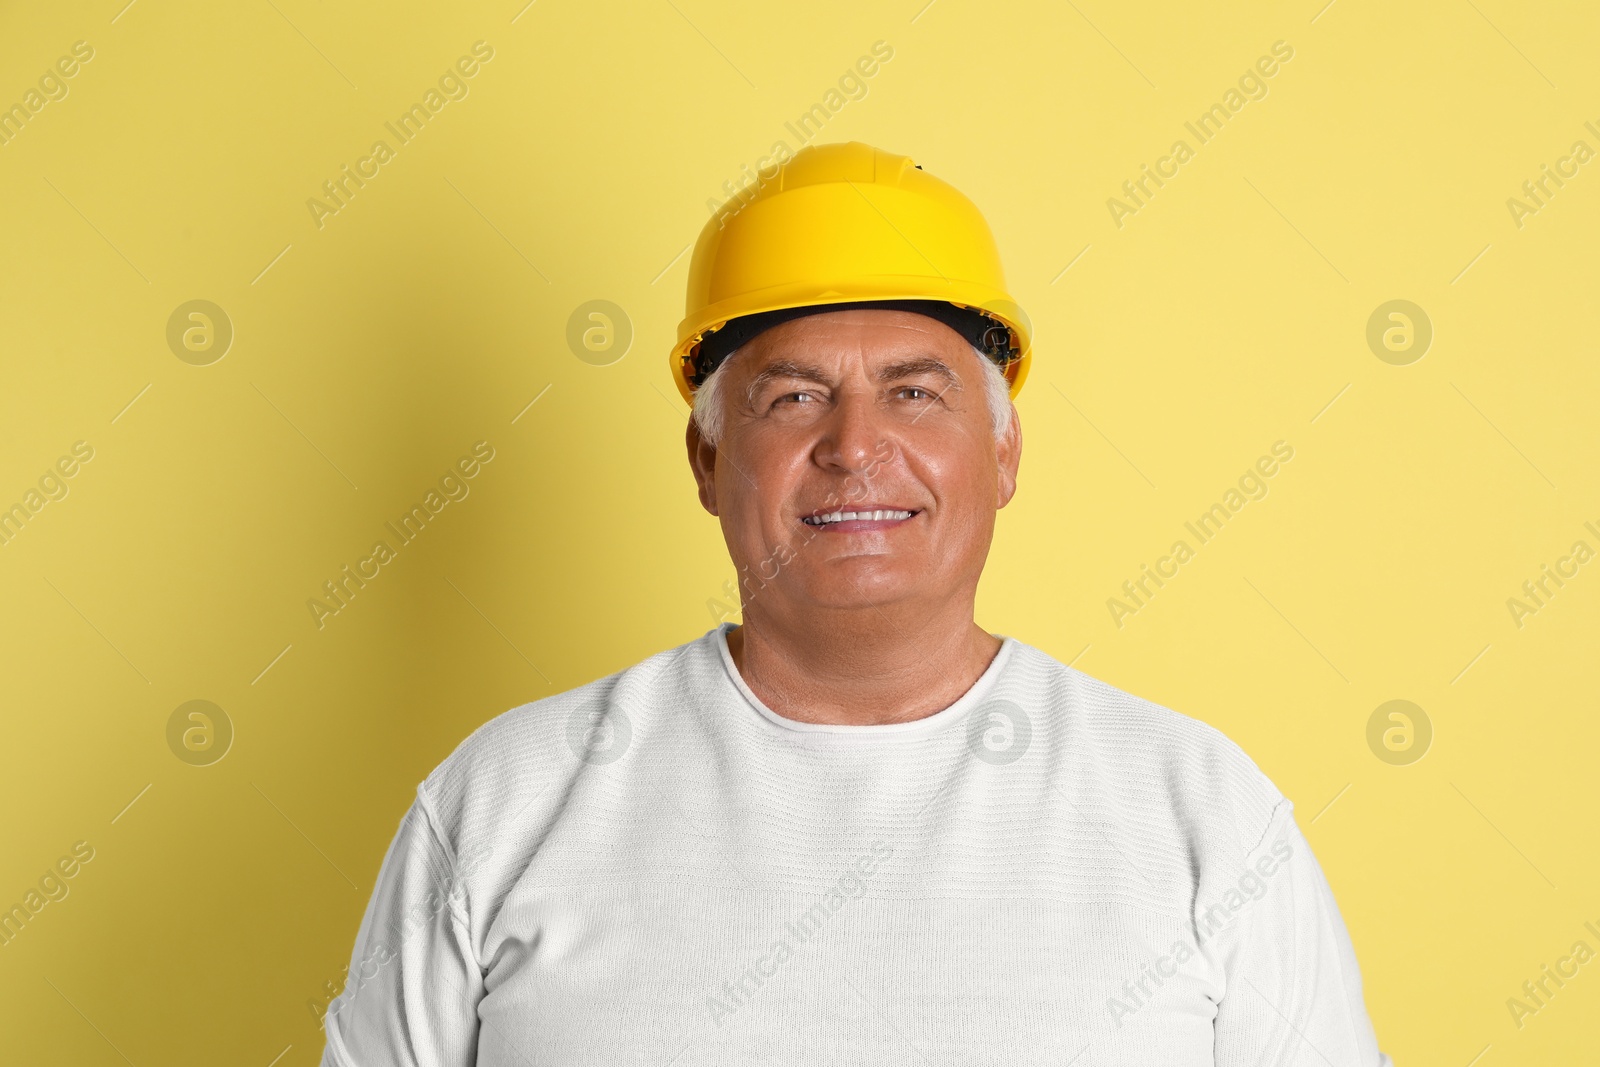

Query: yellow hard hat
[670,141,1032,405]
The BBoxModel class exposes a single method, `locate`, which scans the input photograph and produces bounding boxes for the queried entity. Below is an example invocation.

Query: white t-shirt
[320,623,1392,1066]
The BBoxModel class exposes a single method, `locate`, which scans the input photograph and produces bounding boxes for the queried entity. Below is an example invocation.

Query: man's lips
[799,505,921,531]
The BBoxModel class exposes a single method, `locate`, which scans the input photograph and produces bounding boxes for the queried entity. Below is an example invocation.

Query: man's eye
[896,386,936,401]
[774,391,816,405]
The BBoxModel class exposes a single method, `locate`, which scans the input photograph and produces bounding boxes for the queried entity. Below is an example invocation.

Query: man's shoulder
[1008,638,1271,757]
[1008,639,1289,850]
[415,630,712,847]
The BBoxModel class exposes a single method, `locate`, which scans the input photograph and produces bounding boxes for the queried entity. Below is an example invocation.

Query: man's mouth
[800,507,920,528]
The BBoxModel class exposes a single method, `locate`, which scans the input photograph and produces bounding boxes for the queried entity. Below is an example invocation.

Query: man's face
[687,308,1022,618]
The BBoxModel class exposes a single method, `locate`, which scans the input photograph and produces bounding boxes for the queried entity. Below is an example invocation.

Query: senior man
[321,142,1391,1066]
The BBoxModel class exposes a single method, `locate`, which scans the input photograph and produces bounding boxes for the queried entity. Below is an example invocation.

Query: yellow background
[2,0,1596,1062]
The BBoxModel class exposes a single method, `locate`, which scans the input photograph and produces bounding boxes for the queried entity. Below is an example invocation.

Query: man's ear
[996,403,1022,509]
[686,415,719,516]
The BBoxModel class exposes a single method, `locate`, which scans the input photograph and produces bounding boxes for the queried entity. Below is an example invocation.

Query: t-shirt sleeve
[1211,798,1394,1067]
[319,787,483,1067]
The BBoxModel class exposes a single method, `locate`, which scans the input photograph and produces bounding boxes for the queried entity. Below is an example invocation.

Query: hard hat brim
[686,299,1022,391]
[672,284,1031,406]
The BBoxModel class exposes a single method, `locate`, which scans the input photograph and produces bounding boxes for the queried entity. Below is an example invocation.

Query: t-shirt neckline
[712,622,1015,741]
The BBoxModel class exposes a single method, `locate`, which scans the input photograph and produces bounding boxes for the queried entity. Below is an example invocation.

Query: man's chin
[789,565,925,612]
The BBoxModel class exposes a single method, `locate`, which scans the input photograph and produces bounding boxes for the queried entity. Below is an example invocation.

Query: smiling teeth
[802,509,914,525]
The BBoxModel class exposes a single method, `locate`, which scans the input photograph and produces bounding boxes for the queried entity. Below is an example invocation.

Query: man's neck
[726,603,1002,727]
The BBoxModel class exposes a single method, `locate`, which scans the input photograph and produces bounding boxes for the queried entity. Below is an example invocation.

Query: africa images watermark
[1107,40,1295,229]
[1107,440,1295,628]
[703,40,895,227]
[706,840,893,1026]
[0,39,95,148]
[1505,118,1600,230]
[305,41,496,230]
[1,840,97,950]
[1504,518,1600,630]
[1,440,95,548]
[306,441,496,629]
[1107,830,1295,1026]
[1505,914,1600,1030]
[312,837,493,1028]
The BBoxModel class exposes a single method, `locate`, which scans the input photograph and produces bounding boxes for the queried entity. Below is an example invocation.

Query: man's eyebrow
[743,359,835,398]
[876,357,959,385]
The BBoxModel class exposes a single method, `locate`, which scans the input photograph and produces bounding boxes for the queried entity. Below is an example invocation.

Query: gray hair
[691,344,1014,448]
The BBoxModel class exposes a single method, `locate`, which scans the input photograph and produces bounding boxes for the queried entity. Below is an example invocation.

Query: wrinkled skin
[686,308,1022,726]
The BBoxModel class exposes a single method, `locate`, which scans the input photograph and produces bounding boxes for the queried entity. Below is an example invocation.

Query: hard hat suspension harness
[686,298,1020,391]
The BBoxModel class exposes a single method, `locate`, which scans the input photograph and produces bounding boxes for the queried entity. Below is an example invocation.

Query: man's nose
[812,389,885,474]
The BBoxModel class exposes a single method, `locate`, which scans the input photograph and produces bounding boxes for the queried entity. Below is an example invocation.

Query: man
[320,142,1392,1065]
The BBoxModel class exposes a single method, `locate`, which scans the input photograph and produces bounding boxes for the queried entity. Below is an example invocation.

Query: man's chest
[471,881,1222,1065]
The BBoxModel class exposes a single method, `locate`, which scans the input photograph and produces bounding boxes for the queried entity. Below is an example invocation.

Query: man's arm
[320,788,482,1067]
[1211,798,1393,1066]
